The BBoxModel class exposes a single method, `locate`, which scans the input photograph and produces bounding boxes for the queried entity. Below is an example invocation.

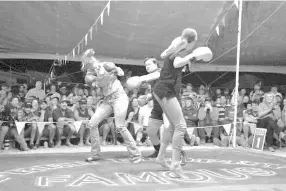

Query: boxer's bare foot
[155,158,170,169]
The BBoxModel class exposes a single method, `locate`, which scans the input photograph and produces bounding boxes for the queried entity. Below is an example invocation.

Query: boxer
[154,28,212,178]
[81,49,142,163]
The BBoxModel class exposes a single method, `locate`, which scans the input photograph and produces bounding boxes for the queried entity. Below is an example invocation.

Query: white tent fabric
[0,1,286,73]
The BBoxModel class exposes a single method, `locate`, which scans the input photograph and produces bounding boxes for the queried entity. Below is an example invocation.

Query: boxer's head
[181,28,198,43]
[144,57,159,73]
[164,28,198,59]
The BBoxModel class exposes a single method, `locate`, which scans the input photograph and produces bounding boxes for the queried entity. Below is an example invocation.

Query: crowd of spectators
[0,73,286,153]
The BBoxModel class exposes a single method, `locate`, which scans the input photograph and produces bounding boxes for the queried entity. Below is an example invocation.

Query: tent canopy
[1,1,286,73]
[0,1,223,59]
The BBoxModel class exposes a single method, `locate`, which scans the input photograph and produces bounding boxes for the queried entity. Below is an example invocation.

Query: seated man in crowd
[243,100,259,146]
[272,94,284,146]
[220,95,247,147]
[257,92,286,152]
[198,98,220,145]
[0,97,29,151]
[21,101,39,149]
[138,99,153,146]
[182,96,199,146]
[52,99,76,147]
[35,100,56,148]
[74,98,92,146]
[25,81,45,101]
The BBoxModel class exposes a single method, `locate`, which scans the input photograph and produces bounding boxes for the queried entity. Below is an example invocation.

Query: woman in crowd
[126,97,145,146]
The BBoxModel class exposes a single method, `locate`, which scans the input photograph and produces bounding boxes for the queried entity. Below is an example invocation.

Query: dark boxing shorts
[149,98,163,121]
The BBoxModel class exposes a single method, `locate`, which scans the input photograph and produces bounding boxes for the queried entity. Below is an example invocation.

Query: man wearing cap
[25,81,45,101]
[74,98,92,146]
[52,99,76,147]
[59,85,68,96]
[35,100,56,148]
[22,101,39,149]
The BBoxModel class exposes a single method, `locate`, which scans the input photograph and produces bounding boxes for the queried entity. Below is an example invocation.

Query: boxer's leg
[154,93,187,178]
[146,99,163,157]
[113,92,142,163]
[86,101,112,161]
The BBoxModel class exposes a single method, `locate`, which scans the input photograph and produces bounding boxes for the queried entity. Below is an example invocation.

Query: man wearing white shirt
[139,100,153,129]
[25,81,45,101]
[138,100,153,145]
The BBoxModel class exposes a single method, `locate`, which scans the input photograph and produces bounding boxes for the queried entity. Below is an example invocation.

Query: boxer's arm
[85,72,97,86]
[103,62,124,76]
[173,54,195,68]
[139,71,160,83]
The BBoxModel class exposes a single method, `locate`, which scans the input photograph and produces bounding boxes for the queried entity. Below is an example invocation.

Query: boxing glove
[138,95,148,107]
[85,74,97,86]
[115,67,124,76]
[126,76,142,90]
[191,47,213,62]
[103,62,117,72]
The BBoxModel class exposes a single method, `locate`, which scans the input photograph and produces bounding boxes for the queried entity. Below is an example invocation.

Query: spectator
[273,94,283,144]
[59,85,68,96]
[270,85,282,98]
[240,88,246,97]
[223,88,231,103]
[21,101,39,149]
[126,97,143,146]
[182,97,200,146]
[50,94,60,110]
[97,117,117,145]
[0,97,29,151]
[37,100,56,148]
[138,99,153,146]
[213,88,222,101]
[5,92,13,105]
[250,82,264,101]
[130,89,139,100]
[257,92,285,152]
[281,98,286,129]
[52,99,76,147]
[198,98,220,145]
[74,98,91,146]
[220,95,247,147]
[83,87,90,97]
[217,95,228,122]
[243,100,259,145]
[47,84,61,99]
[25,81,45,101]
[242,95,250,109]
[22,83,28,94]
[18,85,26,102]
[0,88,7,108]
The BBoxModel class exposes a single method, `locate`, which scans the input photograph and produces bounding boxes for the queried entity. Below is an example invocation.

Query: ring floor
[0,148,286,191]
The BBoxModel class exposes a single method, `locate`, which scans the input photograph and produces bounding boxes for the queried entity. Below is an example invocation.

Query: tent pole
[233,0,243,148]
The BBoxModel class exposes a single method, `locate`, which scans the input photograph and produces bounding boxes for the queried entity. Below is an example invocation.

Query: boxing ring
[0,148,286,191]
[1,1,286,190]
